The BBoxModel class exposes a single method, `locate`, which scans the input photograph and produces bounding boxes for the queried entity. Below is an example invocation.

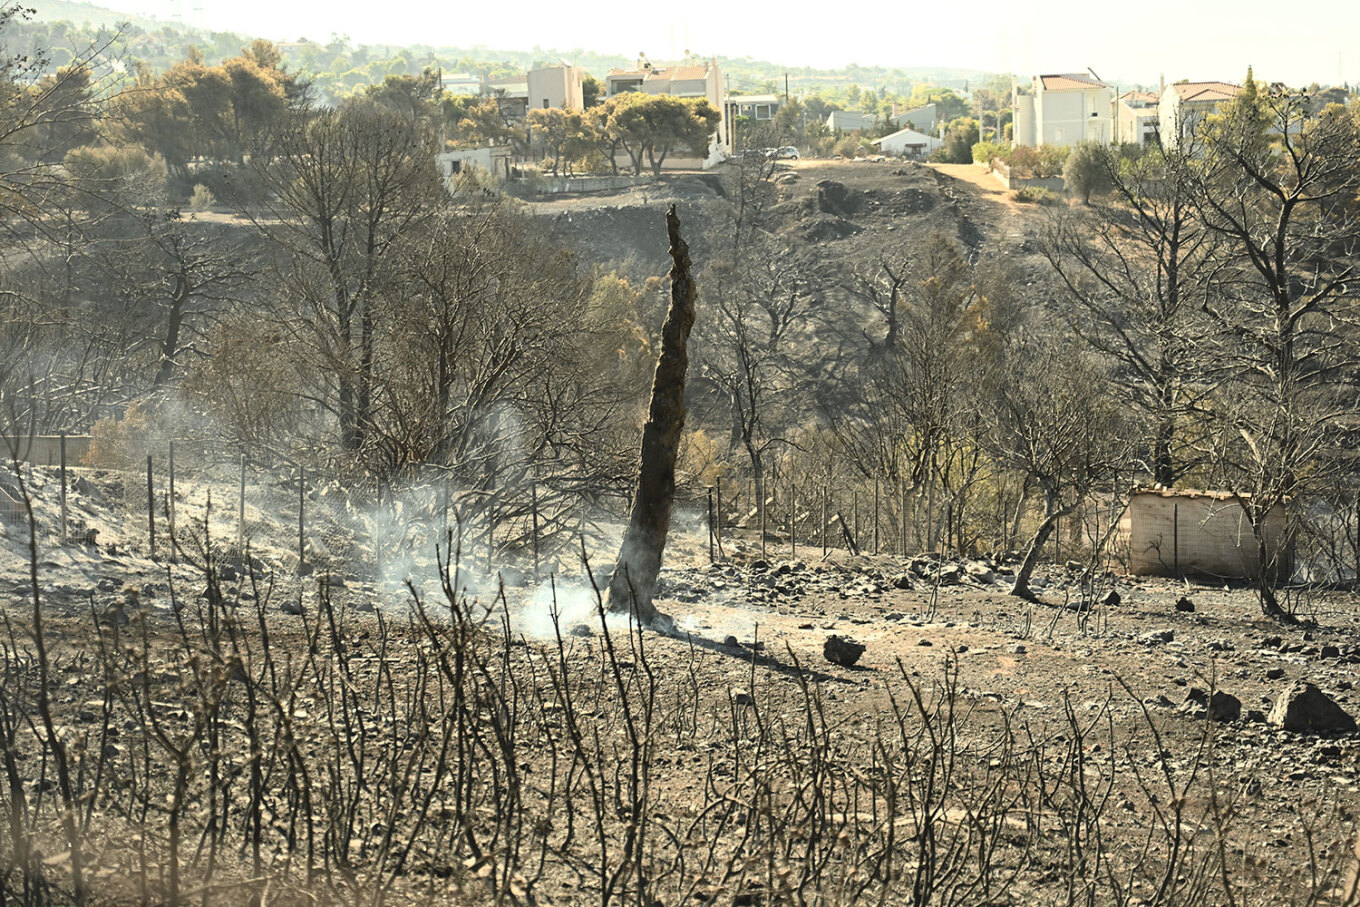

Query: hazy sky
[127,0,1359,88]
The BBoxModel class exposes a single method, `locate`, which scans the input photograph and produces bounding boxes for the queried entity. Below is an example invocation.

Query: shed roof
[872,126,937,146]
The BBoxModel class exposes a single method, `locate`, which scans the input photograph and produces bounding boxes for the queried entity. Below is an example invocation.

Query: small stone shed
[1117,488,1291,580]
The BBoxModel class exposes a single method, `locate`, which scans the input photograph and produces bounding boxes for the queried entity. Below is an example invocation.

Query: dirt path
[930,161,1023,212]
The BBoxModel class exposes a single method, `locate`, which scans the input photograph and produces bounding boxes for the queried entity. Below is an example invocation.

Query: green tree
[363,67,441,122]
[581,74,602,108]
[1062,140,1111,203]
[943,117,978,163]
[601,93,720,176]
[527,106,593,176]
[905,85,968,121]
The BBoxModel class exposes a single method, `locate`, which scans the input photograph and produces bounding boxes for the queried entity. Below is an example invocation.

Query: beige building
[1116,90,1160,146]
[606,55,727,151]
[527,64,586,112]
[1012,73,1112,147]
[1118,489,1290,580]
[1158,80,1240,149]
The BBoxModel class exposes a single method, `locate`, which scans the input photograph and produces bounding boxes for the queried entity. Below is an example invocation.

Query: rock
[890,574,914,590]
[1320,644,1341,659]
[964,561,995,584]
[99,601,129,628]
[1262,635,1283,649]
[1246,709,1267,723]
[1268,682,1358,734]
[1101,589,1121,608]
[1175,596,1195,612]
[1182,689,1240,722]
[823,635,866,667]
[723,635,741,648]
[281,599,304,616]
[1141,629,1175,645]
[1266,667,1286,681]
[733,689,754,707]
[918,639,933,647]
[934,564,962,586]
[1009,643,1027,655]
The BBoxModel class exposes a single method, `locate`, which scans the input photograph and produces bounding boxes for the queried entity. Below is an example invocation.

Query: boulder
[934,564,962,586]
[823,634,866,667]
[1175,596,1195,612]
[964,561,996,584]
[1183,688,1242,722]
[1268,682,1357,734]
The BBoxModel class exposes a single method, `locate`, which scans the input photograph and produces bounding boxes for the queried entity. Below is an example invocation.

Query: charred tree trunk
[605,206,697,628]
[1010,493,1073,601]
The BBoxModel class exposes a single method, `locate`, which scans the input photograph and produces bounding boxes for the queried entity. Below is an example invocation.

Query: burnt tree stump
[604,205,697,629]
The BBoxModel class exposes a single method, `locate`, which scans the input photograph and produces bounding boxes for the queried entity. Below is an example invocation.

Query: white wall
[1036,87,1110,146]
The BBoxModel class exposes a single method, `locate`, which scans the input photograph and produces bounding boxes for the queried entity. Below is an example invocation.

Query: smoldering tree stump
[604,205,696,628]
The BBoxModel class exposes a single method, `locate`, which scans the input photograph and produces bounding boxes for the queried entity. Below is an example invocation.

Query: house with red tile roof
[1117,90,1161,146]
[1012,72,1112,147]
[1158,80,1242,148]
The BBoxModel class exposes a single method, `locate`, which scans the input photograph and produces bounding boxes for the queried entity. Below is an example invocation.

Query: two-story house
[1013,73,1112,147]
[1158,80,1241,149]
[1116,90,1161,146]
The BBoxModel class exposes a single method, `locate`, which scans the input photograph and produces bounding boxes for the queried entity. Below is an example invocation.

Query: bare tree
[1190,79,1360,618]
[250,99,440,452]
[834,236,1021,553]
[1041,139,1218,486]
[985,333,1128,599]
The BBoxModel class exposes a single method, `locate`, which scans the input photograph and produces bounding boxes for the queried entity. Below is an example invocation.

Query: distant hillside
[17,1,1000,100]
[29,0,167,32]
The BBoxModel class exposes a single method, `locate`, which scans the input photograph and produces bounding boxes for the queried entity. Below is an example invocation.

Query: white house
[1116,90,1161,146]
[1013,73,1112,147]
[872,126,943,159]
[1158,80,1240,149]
[436,147,513,182]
